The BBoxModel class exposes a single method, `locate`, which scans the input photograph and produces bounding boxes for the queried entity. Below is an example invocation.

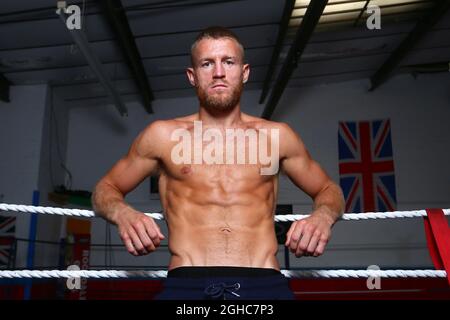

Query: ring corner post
[423,208,450,286]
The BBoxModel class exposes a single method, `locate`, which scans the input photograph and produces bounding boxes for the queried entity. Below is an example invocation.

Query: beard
[196,80,243,113]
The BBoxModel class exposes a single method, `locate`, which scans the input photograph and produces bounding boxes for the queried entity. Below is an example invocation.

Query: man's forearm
[92,182,132,225]
[312,182,345,225]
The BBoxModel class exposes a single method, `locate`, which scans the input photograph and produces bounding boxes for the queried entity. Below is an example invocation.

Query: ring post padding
[424,208,450,285]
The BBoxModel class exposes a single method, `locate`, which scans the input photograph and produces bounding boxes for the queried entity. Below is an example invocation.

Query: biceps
[282,156,330,198]
[101,155,158,195]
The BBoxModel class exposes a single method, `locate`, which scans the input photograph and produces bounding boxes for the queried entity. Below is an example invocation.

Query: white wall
[274,73,450,210]
[0,84,48,268]
[65,72,450,270]
[272,72,450,268]
[35,88,70,268]
[0,84,70,268]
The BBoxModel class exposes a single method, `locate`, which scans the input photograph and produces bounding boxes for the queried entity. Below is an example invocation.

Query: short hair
[190,26,245,65]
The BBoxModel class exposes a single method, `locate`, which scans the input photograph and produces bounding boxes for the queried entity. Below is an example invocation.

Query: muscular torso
[155,114,281,270]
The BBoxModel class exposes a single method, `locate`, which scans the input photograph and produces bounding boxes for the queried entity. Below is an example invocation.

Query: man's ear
[242,64,250,83]
[186,67,196,86]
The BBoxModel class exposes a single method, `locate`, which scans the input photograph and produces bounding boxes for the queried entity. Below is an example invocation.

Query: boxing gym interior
[0,0,449,301]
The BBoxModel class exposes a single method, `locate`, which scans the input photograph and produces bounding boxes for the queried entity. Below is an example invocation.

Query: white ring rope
[0,203,449,222]
[281,269,447,279]
[0,269,446,279]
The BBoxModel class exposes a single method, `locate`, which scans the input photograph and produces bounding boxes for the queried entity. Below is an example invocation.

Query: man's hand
[115,209,165,256]
[285,209,334,258]
[279,123,344,257]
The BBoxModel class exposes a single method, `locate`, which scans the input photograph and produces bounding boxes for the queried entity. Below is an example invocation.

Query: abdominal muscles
[160,164,280,269]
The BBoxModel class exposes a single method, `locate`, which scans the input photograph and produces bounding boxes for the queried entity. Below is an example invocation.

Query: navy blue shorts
[155,266,295,300]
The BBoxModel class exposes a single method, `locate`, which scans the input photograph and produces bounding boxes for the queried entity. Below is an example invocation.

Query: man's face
[187,37,250,113]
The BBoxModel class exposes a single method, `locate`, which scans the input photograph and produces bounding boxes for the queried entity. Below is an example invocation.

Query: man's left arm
[279,123,345,257]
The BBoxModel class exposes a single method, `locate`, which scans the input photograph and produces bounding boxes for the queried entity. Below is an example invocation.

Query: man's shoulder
[143,115,198,136]
[135,117,197,156]
[242,114,292,132]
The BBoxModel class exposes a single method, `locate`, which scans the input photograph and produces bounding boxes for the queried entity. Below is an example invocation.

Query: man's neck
[198,105,243,127]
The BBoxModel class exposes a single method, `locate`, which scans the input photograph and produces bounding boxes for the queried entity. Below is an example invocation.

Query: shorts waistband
[167,266,281,278]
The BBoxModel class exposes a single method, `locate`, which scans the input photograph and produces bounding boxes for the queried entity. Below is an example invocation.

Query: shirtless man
[92,26,345,300]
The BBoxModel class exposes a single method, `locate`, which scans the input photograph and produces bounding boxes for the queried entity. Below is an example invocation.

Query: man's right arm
[92,121,166,256]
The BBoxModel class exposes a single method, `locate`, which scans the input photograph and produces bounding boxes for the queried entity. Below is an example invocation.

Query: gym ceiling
[0,0,449,118]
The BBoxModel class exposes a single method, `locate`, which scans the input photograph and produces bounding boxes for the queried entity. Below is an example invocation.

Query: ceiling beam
[0,73,11,102]
[57,10,128,116]
[369,0,450,91]
[259,0,296,104]
[261,0,328,119]
[353,0,371,27]
[101,0,154,113]
[0,22,279,52]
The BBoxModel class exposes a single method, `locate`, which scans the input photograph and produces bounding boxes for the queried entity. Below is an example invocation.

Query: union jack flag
[0,216,15,268]
[338,119,397,213]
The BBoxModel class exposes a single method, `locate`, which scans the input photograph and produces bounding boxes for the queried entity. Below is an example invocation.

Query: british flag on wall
[0,216,15,268]
[338,119,397,213]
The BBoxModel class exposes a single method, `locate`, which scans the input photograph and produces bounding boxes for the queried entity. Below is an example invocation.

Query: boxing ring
[0,203,449,299]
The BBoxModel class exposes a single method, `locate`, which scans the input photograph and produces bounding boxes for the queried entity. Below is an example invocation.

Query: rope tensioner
[1,203,449,221]
[0,269,446,279]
